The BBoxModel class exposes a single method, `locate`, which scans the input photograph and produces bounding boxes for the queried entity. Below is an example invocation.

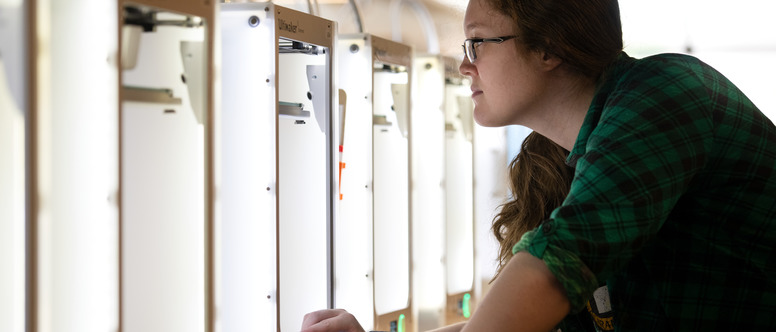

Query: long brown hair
[492,132,574,278]
[487,0,623,81]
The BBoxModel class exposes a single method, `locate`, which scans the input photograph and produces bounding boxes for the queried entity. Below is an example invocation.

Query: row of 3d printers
[215,4,478,332]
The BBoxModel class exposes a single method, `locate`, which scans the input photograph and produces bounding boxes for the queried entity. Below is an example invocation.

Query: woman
[459,0,776,330]
[304,0,776,330]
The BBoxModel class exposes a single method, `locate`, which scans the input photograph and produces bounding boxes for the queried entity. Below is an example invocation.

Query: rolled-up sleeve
[512,225,599,311]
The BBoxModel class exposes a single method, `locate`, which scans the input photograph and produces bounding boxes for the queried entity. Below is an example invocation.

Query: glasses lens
[464,40,476,63]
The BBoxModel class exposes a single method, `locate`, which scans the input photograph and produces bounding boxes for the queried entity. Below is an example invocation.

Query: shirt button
[543,222,554,235]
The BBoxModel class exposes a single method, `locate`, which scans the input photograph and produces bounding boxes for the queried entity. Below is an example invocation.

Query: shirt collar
[566,52,636,167]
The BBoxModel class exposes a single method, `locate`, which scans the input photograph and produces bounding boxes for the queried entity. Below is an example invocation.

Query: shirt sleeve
[513,227,598,312]
[514,57,715,311]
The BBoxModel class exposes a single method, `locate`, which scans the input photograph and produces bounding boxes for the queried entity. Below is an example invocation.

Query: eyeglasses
[461,36,517,63]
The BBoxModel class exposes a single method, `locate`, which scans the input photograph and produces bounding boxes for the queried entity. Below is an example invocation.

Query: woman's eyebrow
[465,22,485,32]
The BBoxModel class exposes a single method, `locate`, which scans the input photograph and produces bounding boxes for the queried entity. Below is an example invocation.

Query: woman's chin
[473,110,502,127]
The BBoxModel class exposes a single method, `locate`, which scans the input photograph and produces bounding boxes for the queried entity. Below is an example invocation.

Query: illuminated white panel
[278,51,330,332]
[0,2,25,331]
[34,0,119,331]
[373,70,410,316]
[444,84,475,295]
[444,142,474,294]
[219,5,277,331]
[335,36,375,329]
[472,124,508,295]
[445,142,475,294]
[121,21,205,332]
[0,56,25,332]
[410,55,447,324]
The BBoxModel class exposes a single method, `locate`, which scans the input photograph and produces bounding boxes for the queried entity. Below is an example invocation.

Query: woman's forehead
[464,0,513,34]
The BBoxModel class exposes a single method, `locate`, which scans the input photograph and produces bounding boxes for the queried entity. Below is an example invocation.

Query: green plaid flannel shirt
[514,52,776,331]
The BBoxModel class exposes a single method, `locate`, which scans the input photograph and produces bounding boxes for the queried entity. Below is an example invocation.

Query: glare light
[462,293,471,318]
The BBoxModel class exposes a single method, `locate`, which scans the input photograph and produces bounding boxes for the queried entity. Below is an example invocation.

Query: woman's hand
[300,309,365,332]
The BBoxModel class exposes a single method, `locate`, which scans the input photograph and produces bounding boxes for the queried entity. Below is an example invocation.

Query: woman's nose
[459,55,475,76]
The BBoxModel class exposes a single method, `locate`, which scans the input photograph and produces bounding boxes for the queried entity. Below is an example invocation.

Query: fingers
[301,309,346,328]
[300,309,365,332]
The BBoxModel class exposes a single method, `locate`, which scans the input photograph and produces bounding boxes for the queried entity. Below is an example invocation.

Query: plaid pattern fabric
[513,52,776,331]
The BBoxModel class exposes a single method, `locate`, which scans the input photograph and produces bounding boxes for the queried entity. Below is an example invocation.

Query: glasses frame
[461,36,517,63]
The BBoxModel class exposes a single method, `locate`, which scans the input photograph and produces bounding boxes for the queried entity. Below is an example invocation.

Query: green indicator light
[462,293,472,318]
[397,314,406,332]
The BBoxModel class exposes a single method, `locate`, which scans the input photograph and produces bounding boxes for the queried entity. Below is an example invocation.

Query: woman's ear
[539,51,563,71]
